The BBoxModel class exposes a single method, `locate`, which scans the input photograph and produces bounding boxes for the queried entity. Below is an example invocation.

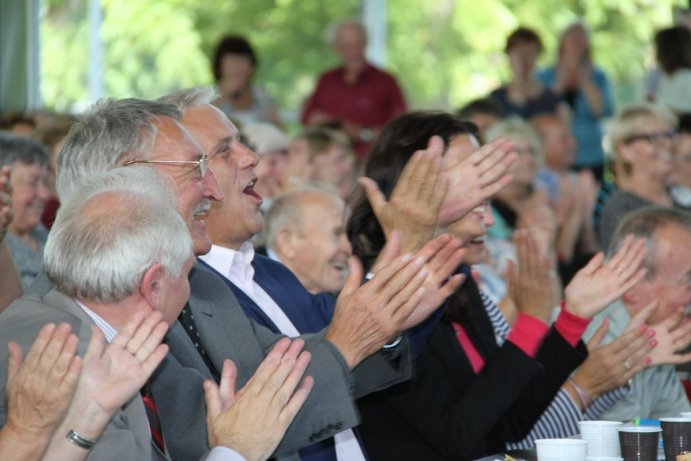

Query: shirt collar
[75,299,119,342]
[200,242,256,287]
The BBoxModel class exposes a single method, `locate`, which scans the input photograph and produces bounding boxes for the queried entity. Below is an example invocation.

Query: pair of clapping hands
[324,136,519,367]
[1,313,311,461]
[506,229,691,404]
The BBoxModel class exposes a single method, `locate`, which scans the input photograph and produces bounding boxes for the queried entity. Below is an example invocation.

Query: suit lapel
[188,261,266,384]
[252,256,322,332]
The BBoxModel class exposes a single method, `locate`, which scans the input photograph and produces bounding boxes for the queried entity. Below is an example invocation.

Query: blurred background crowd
[3,1,691,460]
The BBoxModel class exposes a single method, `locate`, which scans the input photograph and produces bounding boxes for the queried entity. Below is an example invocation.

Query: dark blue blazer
[198,255,353,461]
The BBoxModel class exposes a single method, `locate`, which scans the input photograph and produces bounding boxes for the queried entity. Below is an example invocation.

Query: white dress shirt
[201,243,366,461]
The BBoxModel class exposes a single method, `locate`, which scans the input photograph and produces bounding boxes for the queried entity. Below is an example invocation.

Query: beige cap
[241,122,290,155]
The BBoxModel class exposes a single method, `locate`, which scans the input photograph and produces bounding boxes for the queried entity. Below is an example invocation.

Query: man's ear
[275,228,297,260]
[140,263,165,310]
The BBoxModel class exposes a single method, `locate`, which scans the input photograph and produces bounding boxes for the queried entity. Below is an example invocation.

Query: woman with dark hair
[489,27,562,119]
[349,111,650,460]
[211,35,282,127]
[654,26,691,113]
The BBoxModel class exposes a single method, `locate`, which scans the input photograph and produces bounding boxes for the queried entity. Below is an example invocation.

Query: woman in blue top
[537,22,614,181]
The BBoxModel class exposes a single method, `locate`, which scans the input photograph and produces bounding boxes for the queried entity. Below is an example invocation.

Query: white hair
[57,98,181,201]
[159,86,219,112]
[45,166,192,303]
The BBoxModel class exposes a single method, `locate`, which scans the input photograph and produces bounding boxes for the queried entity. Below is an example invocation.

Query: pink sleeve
[506,313,550,358]
[553,301,592,347]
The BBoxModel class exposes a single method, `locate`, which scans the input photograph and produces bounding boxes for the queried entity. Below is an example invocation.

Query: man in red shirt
[301,19,407,159]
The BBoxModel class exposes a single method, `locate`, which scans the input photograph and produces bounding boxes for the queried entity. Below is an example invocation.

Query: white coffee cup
[536,439,588,461]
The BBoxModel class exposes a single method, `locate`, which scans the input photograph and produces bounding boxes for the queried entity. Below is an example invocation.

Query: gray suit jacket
[0,289,167,461]
[166,261,412,460]
[24,264,411,460]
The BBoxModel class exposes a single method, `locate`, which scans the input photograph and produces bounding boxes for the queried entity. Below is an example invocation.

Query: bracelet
[383,335,403,349]
[65,430,97,449]
[567,377,594,410]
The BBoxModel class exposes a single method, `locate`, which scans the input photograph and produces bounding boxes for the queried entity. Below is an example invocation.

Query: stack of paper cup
[579,421,624,457]
[660,417,691,461]
[536,439,588,461]
[617,426,661,461]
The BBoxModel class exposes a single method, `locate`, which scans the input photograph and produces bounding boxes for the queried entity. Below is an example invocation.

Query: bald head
[265,188,351,294]
[330,19,367,68]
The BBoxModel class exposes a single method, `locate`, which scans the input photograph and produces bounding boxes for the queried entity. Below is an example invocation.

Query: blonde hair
[606,104,676,176]
[485,116,543,163]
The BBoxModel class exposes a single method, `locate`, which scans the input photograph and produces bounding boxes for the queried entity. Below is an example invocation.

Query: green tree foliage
[40,0,685,115]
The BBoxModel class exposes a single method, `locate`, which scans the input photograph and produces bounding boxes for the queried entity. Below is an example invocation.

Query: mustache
[192,199,212,215]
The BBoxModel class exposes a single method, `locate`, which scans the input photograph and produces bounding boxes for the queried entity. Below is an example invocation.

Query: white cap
[242,122,290,155]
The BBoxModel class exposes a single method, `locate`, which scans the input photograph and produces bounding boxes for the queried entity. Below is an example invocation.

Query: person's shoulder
[368,63,401,82]
[317,66,343,81]
[254,254,308,289]
[254,253,292,275]
[0,291,87,342]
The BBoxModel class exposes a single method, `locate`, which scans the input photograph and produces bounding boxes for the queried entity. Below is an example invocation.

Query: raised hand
[398,233,466,330]
[438,137,516,226]
[3,323,81,440]
[77,310,169,414]
[359,135,447,254]
[506,230,554,323]
[40,311,170,461]
[564,235,647,319]
[204,338,313,461]
[570,317,655,403]
[648,307,691,366]
[328,230,466,368]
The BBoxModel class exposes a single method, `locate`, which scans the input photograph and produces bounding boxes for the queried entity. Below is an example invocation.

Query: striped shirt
[476,288,630,448]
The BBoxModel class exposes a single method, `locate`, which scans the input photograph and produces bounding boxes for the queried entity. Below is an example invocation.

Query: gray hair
[264,186,344,252]
[0,132,49,167]
[608,206,691,278]
[485,116,543,163]
[56,98,181,201]
[159,86,219,112]
[45,166,191,303]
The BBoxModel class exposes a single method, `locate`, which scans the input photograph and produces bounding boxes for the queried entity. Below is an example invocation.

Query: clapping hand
[359,136,447,254]
[564,235,647,319]
[506,230,555,323]
[4,324,81,440]
[571,313,655,401]
[648,307,691,366]
[78,310,169,414]
[204,338,313,461]
[438,137,516,226]
[328,231,465,369]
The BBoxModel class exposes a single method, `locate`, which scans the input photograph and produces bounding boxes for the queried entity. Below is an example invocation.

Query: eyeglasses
[124,153,208,178]
[625,130,678,146]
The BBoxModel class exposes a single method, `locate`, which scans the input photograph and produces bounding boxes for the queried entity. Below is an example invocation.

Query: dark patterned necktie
[140,382,166,454]
[178,305,220,381]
